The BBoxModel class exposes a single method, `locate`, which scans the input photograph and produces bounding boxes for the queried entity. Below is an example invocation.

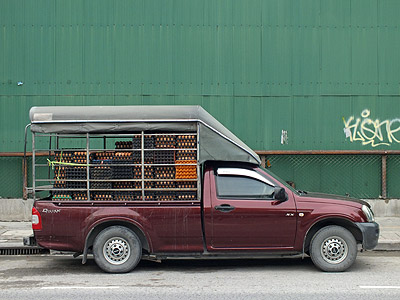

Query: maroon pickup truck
[24,106,379,273]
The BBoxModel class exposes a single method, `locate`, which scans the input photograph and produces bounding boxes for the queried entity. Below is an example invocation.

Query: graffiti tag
[343,109,400,147]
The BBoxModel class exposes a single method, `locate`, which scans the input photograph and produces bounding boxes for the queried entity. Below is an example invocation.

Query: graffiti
[343,109,400,147]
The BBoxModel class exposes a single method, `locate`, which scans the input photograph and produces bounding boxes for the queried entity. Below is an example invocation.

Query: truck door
[208,167,297,249]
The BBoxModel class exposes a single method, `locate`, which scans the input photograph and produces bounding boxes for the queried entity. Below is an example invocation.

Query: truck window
[216,175,275,199]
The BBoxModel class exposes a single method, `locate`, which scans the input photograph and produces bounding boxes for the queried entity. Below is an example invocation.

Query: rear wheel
[310,225,357,272]
[93,226,142,273]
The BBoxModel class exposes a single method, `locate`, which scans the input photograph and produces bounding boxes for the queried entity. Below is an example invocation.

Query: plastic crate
[175,160,197,179]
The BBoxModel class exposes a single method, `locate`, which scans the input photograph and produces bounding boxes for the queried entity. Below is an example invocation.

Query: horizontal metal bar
[35,149,90,152]
[35,187,197,192]
[32,119,200,125]
[35,188,88,191]
[0,152,48,157]
[36,163,197,167]
[145,188,197,191]
[35,178,197,182]
[35,179,89,182]
[34,148,196,152]
[8,149,400,158]
[35,132,197,138]
[146,148,197,151]
[54,200,200,204]
[35,134,87,138]
[255,150,400,155]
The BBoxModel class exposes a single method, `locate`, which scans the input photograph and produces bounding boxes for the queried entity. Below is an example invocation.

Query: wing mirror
[274,187,288,202]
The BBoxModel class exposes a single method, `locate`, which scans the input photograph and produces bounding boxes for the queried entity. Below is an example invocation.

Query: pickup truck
[24,105,379,273]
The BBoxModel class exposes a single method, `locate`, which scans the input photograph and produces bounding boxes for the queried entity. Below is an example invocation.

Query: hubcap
[321,236,348,264]
[103,237,130,265]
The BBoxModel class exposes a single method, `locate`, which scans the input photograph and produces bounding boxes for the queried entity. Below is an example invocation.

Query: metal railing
[1,150,400,199]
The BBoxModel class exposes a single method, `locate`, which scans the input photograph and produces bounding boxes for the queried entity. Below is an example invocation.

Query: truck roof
[29,105,260,165]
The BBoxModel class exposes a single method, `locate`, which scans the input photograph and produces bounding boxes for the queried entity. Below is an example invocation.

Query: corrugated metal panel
[2,0,400,198]
[1,0,400,152]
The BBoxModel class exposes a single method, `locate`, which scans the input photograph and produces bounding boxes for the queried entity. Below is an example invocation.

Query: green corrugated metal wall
[1,0,400,198]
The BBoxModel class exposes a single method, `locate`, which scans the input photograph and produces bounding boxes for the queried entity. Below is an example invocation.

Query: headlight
[362,205,375,222]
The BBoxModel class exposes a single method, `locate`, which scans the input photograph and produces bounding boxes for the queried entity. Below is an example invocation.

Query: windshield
[259,166,299,195]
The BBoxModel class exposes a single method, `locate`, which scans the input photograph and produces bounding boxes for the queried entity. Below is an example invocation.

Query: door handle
[214,204,235,212]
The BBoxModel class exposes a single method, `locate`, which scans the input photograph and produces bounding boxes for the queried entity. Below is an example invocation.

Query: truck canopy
[29,105,260,165]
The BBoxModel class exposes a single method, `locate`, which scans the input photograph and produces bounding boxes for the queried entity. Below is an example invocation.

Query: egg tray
[154,135,176,148]
[90,182,112,189]
[154,150,175,164]
[176,135,197,149]
[90,192,114,201]
[112,181,141,189]
[66,181,87,189]
[66,167,87,179]
[90,166,113,179]
[153,166,175,179]
[114,191,142,201]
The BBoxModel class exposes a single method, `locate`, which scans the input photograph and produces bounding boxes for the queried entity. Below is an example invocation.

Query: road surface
[1,252,400,299]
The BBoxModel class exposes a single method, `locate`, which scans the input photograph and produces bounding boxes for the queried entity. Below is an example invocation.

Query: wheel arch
[82,220,151,264]
[303,218,363,254]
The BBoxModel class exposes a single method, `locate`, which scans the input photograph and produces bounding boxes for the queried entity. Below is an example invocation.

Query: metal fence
[258,151,400,199]
[0,152,399,199]
[264,154,382,199]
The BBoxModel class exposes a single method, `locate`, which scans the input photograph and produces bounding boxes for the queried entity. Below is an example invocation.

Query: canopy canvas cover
[29,106,260,165]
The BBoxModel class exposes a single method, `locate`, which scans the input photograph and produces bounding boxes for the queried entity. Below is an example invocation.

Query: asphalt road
[1,252,400,299]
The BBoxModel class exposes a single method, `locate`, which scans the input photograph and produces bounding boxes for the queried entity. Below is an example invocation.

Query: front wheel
[310,225,357,272]
[93,226,142,273]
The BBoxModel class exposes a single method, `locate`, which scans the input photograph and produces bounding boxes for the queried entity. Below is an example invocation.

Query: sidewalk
[0,217,399,251]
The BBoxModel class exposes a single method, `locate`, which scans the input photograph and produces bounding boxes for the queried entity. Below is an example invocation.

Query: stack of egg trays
[144,135,155,149]
[66,167,87,189]
[154,150,174,164]
[153,166,175,179]
[90,191,113,201]
[114,191,142,201]
[112,157,133,179]
[176,181,197,189]
[154,135,175,148]
[112,181,141,190]
[176,191,198,201]
[154,181,176,189]
[90,160,113,190]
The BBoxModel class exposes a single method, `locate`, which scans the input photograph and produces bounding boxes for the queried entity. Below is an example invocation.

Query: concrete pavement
[0,217,399,251]
[1,252,400,299]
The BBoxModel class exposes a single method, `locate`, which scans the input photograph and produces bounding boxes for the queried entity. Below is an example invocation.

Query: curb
[374,242,400,251]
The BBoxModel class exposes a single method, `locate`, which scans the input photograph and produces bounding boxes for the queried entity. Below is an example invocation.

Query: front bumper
[355,222,380,250]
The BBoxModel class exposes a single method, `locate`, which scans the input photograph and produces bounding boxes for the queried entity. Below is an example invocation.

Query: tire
[93,226,142,273]
[309,225,357,272]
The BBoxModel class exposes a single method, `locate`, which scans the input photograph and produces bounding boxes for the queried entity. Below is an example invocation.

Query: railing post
[382,154,387,199]
[261,155,266,168]
[22,158,28,200]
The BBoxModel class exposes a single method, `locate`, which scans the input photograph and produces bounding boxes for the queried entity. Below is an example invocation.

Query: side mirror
[274,187,288,202]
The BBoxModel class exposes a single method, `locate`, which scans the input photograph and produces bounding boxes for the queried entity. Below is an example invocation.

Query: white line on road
[360,286,400,289]
[41,286,120,290]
